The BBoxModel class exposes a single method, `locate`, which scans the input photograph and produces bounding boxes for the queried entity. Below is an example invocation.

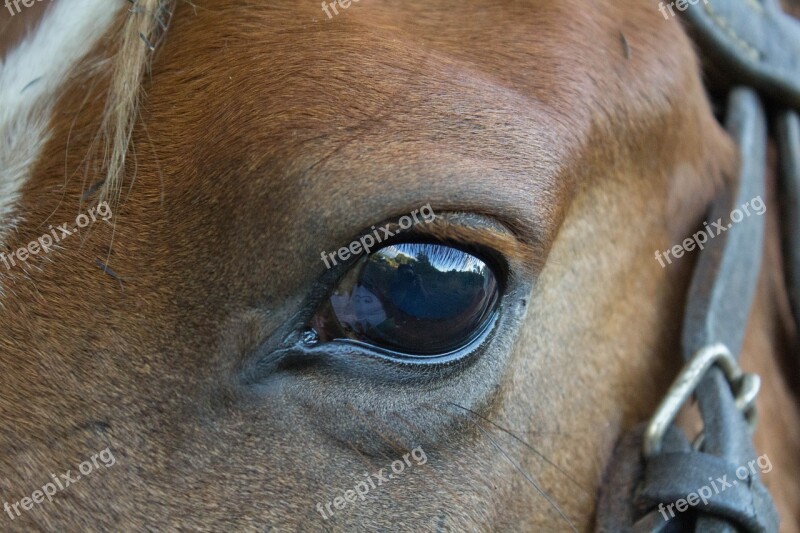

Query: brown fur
[0,1,798,531]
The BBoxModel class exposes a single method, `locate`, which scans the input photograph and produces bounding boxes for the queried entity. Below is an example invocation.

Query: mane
[97,0,176,204]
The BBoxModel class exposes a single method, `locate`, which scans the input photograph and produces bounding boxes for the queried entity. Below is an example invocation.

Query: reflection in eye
[309,243,500,356]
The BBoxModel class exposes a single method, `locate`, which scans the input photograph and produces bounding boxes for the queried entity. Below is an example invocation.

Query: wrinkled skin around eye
[310,243,500,355]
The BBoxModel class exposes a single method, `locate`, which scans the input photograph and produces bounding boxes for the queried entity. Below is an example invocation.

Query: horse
[0,0,798,530]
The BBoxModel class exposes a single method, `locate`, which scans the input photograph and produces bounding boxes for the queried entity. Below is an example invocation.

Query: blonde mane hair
[98,0,176,204]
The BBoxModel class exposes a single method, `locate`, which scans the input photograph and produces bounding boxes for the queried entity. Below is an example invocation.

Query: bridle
[596,0,800,531]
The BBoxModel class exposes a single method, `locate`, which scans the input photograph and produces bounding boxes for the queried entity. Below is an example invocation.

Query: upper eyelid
[394,215,539,270]
[316,216,536,291]
[352,212,515,249]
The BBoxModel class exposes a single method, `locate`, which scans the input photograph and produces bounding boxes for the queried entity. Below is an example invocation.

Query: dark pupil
[311,243,500,355]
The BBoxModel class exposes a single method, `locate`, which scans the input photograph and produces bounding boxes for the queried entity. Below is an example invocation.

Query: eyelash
[320,207,437,269]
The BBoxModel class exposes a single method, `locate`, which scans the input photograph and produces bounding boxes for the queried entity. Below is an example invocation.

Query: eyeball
[309,242,500,356]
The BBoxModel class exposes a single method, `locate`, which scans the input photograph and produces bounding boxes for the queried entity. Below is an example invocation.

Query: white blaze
[0,0,122,296]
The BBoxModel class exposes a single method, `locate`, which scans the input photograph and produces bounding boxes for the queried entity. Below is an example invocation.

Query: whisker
[343,403,404,461]
[377,411,464,504]
[95,258,125,290]
[468,417,578,532]
[431,403,578,533]
[445,401,590,496]
[346,404,472,521]
[396,413,482,505]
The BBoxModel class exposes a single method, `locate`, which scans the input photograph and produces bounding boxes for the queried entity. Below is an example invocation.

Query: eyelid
[299,312,499,367]
[240,216,535,385]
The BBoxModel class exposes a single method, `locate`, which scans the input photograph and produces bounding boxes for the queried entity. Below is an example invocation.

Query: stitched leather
[681,0,800,108]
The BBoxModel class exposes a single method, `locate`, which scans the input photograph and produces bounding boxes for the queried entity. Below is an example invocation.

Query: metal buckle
[643,343,760,458]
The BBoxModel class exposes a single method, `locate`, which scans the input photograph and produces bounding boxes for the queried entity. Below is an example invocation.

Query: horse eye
[309,242,501,356]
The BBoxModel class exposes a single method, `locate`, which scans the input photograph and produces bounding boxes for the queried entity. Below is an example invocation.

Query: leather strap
[681,89,766,360]
[680,0,800,108]
[641,450,773,531]
[595,88,779,533]
[777,111,800,339]
[596,0,800,528]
